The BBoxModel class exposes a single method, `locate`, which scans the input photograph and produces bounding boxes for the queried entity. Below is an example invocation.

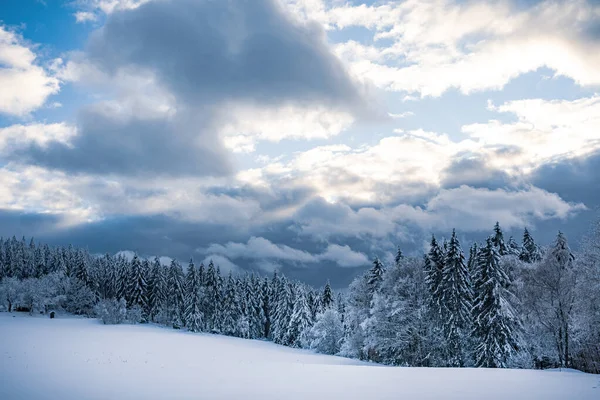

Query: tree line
[0,220,598,373]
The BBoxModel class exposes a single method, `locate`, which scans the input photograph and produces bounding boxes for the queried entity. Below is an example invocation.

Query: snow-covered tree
[148,257,168,322]
[519,228,542,263]
[167,259,185,329]
[525,232,576,368]
[492,222,508,256]
[285,286,314,347]
[304,308,344,354]
[127,255,148,320]
[438,229,472,367]
[322,281,334,310]
[367,257,385,294]
[472,238,520,367]
[184,259,203,332]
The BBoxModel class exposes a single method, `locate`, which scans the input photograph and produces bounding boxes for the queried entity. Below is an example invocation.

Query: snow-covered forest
[1,221,599,374]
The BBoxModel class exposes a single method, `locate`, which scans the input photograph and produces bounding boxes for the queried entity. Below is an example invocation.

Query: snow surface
[1,313,598,400]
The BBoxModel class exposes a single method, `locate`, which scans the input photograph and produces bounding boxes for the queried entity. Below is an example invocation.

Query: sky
[0,0,599,287]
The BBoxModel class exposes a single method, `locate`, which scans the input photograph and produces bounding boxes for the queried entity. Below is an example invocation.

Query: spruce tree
[167,259,185,329]
[395,246,404,266]
[519,228,541,263]
[439,229,472,367]
[426,235,445,317]
[367,257,385,294]
[492,222,508,256]
[286,286,314,347]
[128,255,148,320]
[148,257,168,322]
[221,273,241,336]
[322,281,334,310]
[472,238,519,367]
[184,259,203,332]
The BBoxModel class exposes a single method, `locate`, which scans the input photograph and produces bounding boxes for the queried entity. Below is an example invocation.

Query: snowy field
[1,313,598,400]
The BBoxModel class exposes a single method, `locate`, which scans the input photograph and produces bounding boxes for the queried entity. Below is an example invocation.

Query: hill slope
[1,313,598,400]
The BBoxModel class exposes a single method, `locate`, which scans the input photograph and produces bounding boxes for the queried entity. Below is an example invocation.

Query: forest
[0,221,599,374]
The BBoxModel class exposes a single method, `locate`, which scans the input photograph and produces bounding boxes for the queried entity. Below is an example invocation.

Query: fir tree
[472,238,519,367]
[322,281,334,310]
[286,286,314,347]
[439,229,472,367]
[184,259,203,332]
[148,257,168,322]
[492,222,508,256]
[167,259,185,329]
[395,246,404,266]
[519,228,541,263]
[426,235,445,317]
[367,257,385,294]
[128,255,148,320]
[221,273,241,336]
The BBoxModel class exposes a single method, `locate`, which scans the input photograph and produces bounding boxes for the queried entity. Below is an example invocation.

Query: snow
[1,313,598,400]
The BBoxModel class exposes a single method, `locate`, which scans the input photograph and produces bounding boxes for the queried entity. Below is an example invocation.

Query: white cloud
[74,11,97,23]
[203,236,369,268]
[0,123,76,153]
[322,0,600,96]
[295,186,585,239]
[0,165,97,226]
[318,244,370,267]
[464,95,600,173]
[0,26,60,116]
[201,255,240,275]
[219,103,354,153]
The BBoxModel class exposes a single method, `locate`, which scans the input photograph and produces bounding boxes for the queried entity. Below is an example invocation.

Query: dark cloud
[0,210,61,239]
[19,107,230,176]
[529,150,600,248]
[87,0,362,108]
[17,0,365,177]
[205,184,316,214]
[440,156,513,190]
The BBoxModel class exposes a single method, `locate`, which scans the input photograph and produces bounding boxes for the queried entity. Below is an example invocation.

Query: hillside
[1,313,598,400]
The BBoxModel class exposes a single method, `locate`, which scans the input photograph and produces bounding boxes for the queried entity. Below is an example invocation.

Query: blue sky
[0,0,599,286]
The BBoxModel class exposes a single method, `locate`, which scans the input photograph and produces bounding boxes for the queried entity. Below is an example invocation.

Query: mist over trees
[0,220,599,373]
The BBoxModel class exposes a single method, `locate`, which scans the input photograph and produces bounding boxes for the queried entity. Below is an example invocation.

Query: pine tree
[322,281,334,310]
[492,222,508,256]
[248,275,266,338]
[395,246,404,266]
[167,259,185,329]
[367,257,385,294]
[184,259,203,332]
[439,229,472,367]
[519,228,541,263]
[272,277,294,344]
[426,235,445,317]
[148,257,168,322]
[262,277,271,338]
[221,273,241,336]
[286,286,314,347]
[467,243,478,279]
[128,255,148,320]
[472,238,519,367]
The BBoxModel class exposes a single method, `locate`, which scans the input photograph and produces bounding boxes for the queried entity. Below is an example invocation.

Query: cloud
[218,103,355,153]
[203,236,369,268]
[292,186,585,239]
[323,0,600,96]
[19,0,365,177]
[201,255,240,275]
[464,95,600,172]
[0,123,75,154]
[0,26,60,116]
[74,11,97,23]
